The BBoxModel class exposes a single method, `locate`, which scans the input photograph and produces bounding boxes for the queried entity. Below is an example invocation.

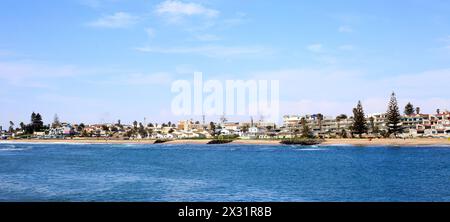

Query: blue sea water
[0,142,450,202]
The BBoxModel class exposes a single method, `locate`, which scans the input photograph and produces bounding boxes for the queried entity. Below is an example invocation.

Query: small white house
[164,134,175,139]
[249,127,259,134]
[154,133,165,139]
[34,131,45,137]
[424,129,437,137]
[1,131,8,139]
[220,129,231,135]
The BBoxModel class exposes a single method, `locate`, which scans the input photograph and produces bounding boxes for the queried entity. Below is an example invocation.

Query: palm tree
[316,113,324,133]
[301,117,311,138]
[293,128,300,138]
[9,121,15,133]
[369,116,375,134]
[335,114,347,133]
[241,125,249,133]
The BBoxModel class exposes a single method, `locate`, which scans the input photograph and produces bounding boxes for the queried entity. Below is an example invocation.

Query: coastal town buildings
[282,110,450,139]
[2,109,449,140]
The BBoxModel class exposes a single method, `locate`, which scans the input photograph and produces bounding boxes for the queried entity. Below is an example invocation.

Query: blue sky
[1,0,450,126]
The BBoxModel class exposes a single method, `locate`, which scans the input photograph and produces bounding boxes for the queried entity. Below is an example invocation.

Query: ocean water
[0,142,450,202]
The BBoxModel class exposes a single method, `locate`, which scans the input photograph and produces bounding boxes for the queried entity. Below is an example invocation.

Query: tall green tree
[31,113,44,132]
[138,122,146,138]
[52,114,61,128]
[209,122,216,137]
[77,123,85,132]
[241,125,249,133]
[386,92,403,137]
[404,102,415,115]
[352,101,368,138]
[31,112,36,122]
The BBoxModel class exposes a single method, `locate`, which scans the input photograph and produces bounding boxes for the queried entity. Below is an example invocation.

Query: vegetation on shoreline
[154,139,171,144]
[282,115,324,145]
[280,138,324,146]
[207,139,234,144]
[207,135,237,144]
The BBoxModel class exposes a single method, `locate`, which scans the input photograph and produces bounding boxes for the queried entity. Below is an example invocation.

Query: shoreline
[2,138,450,146]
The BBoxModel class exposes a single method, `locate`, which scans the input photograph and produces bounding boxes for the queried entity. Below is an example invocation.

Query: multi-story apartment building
[402,114,426,132]
[283,114,352,137]
[177,120,205,131]
[415,111,450,137]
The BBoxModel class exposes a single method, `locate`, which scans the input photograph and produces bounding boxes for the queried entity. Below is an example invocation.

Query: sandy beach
[2,138,450,146]
[322,138,450,146]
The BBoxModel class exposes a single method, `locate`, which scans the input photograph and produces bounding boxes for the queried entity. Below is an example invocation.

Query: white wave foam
[0,148,30,151]
[295,148,328,151]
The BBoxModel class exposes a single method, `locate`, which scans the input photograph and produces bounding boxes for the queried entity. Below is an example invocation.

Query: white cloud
[439,35,450,42]
[221,12,248,28]
[135,45,270,58]
[0,61,78,88]
[85,71,174,86]
[314,55,338,64]
[122,72,173,85]
[306,43,323,53]
[0,49,14,57]
[174,64,199,74]
[80,0,120,8]
[306,44,356,64]
[338,25,353,33]
[281,100,354,116]
[194,34,221,41]
[145,28,156,38]
[338,45,355,51]
[280,98,450,118]
[250,68,450,116]
[155,0,219,23]
[440,35,450,50]
[87,12,138,28]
